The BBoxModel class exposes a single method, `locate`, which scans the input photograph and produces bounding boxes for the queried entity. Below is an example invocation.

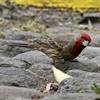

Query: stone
[67,60,99,72]
[0,59,30,69]
[1,45,31,57]
[55,59,99,73]
[0,40,32,57]
[13,50,53,65]
[29,64,54,84]
[80,46,100,59]
[90,34,100,47]
[0,67,46,89]
[0,56,10,62]
[7,97,32,100]
[0,86,44,100]
[4,31,42,40]
[41,93,100,100]
[90,56,100,66]
[58,70,100,93]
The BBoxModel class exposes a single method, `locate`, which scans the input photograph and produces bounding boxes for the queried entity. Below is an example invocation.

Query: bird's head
[76,32,91,47]
[60,32,91,61]
[81,32,91,46]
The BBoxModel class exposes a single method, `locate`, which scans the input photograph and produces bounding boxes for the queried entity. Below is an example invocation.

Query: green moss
[91,83,100,94]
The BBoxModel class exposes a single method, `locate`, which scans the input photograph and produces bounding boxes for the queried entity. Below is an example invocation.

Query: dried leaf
[44,82,58,93]
[52,66,72,84]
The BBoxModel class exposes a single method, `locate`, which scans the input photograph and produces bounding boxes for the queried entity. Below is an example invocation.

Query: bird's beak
[82,41,89,46]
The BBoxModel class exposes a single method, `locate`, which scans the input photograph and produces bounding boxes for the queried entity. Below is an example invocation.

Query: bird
[44,32,91,61]
[26,32,91,62]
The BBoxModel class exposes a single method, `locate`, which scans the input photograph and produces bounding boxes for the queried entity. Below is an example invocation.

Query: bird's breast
[71,44,85,57]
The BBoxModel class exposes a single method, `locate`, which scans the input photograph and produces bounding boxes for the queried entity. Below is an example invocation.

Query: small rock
[90,56,100,65]
[67,60,99,72]
[9,47,31,56]
[0,56,10,62]
[0,45,31,57]
[0,59,30,69]
[7,97,32,100]
[4,31,42,40]
[0,40,32,56]
[41,93,100,100]
[2,9,12,19]
[58,70,100,93]
[29,64,54,84]
[47,26,71,35]
[55,60,99,72]
[0,67,46,88]
[90,34,100,47]
[13,50,53,65]
[80,46,100,59]
[0,86,44,100]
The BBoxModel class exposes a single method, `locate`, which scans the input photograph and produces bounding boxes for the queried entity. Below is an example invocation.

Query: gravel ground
[0,7,100,100]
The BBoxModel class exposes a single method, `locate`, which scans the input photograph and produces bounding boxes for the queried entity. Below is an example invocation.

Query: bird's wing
[52,34,75,48]
[63,42,72,52]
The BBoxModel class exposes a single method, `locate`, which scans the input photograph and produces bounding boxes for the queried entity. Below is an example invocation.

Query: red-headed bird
[47,32,91,61]
[27,32,91,61]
